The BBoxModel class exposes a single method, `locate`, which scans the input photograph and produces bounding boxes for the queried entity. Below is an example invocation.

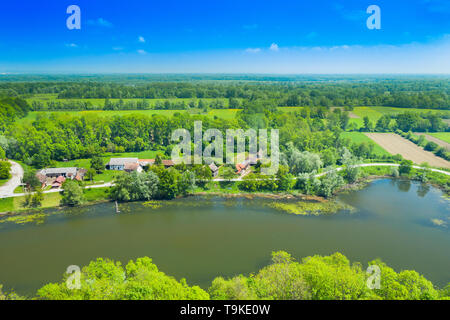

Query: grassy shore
[1,166,448,218]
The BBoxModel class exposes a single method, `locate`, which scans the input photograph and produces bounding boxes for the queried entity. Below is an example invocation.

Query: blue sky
[0,0,449,73]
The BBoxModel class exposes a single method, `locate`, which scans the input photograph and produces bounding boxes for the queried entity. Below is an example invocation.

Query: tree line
[2,78,449,109]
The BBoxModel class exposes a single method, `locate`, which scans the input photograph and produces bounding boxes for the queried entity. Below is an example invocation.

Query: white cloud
[245,48,261,53]
[137,49,147,55]
[65,43,78,48]
[87,18,113,28]
[138,36,146,43]
[270,43,279,51]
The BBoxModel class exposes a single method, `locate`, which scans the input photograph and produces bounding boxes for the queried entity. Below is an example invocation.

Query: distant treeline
[1,79,449,109]
[30,98,239,111]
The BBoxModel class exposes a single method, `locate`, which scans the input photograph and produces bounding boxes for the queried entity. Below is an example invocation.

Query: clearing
[364,133,450,169]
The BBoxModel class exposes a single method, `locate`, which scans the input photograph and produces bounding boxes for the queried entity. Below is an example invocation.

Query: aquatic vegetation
[0,211,49,225]
[142,201,163,209]
[268,200,355,216]
[431,219,447,228]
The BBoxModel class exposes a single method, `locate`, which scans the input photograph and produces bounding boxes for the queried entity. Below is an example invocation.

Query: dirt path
[365,133,450,169]
[0,161,24,198]
[414,133,450,151]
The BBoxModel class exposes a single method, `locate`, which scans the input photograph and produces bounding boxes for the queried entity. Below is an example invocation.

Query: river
[0,179,449,296]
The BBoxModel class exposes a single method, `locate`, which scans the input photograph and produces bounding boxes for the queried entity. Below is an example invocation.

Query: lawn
[428,132,450,144]
[341,132,391,157]
[0,192,62,214]
[83,187,110,202]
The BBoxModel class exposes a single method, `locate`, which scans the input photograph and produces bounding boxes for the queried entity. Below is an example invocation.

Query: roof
[55,176,66,183]
[107,158,138,166]
[124,163,141,171]
[139,159,155,165]
[162,160,174,166]
[39,167,78,176]
[209,163,218,172]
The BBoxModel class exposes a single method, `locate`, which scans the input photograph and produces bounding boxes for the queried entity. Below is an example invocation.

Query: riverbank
[0,165,448,217]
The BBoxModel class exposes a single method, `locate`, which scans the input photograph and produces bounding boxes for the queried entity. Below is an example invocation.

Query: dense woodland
[1,77,449,109]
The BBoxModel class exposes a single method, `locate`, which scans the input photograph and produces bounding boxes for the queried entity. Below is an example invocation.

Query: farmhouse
[36,167,86,189]
[106,158,139,171]
[138,159,175,169]
[124,162,143,173]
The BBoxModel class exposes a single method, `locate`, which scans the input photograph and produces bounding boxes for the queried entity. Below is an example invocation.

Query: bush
[424,141,438,152]
[399,160,413,175]
[0,161,11,180]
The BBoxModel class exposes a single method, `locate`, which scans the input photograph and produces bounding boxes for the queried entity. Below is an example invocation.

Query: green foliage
[209,251,448,300]
[0,161,11,180]
[37,257,209,300]
[238,174,278,192]
[284,143,323,175]
[318,170,345,198]
[90,156,104,173]
[178,170,196,195]
[110,171,159,202]
[22,169,41,191]
[61,180,85,207]
[399,160,413,175]
[276,165,295,191]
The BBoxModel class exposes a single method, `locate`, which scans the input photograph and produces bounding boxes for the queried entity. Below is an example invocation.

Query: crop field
[365,133,450,168]
[341,132,391,157]
[428,132,450,144]
[348,106,450,128]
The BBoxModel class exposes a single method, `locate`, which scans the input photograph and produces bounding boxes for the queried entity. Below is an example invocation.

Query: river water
[0,179,449,295]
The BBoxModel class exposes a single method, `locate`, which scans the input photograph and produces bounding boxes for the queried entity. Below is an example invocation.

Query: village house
[124,162,143,173]
[209,163,219,177]
[36,167,86,189]
[236,152,262,175]
[138,159,175,169]
[106,158,139,171]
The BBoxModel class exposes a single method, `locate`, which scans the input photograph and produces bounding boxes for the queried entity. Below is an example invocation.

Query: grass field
[341,132,391,157]
[428,132,450,144]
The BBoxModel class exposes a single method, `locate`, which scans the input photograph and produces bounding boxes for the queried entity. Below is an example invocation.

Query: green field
[349,106,450,129]
[341,132,391,157]
[428,132,450,144]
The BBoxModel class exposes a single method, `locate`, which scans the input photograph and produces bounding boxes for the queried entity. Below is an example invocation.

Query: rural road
[0,163,448,200]
[0,161,24,198]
